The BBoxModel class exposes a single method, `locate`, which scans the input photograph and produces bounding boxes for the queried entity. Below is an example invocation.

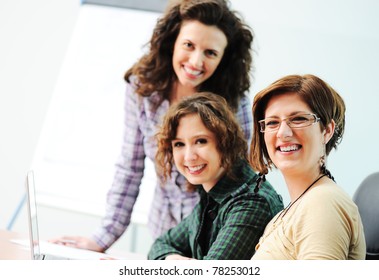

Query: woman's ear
[324,119,335,144]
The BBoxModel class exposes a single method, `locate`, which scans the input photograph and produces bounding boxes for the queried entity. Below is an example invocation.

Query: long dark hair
[124,0,254,111]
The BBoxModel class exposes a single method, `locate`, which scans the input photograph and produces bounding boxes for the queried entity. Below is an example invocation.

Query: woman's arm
[235,94,253,144]
[92,82,146,250]
[148,211,194,260]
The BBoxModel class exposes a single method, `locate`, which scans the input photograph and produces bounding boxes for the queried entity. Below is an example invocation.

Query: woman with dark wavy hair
[52,0,255,252]
[125,0,253,110]
[148,92,282,260]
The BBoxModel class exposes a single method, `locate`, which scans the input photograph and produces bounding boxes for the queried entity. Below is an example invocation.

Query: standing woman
[52,0,254,252]
[250,74,366,260]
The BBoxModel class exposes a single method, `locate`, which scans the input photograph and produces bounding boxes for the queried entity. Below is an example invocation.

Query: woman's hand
[49,236,104,252]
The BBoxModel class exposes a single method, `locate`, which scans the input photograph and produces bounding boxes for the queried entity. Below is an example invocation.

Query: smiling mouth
[184,66,203,76]
[277,144,301,152]
[187,164,206,173]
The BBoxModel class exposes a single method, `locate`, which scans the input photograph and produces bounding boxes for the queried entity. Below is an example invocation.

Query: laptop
[25,170,114,260]
[26,170,73,259]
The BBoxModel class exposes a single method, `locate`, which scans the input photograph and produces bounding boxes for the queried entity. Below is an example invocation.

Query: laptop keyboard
[40,254,72,260]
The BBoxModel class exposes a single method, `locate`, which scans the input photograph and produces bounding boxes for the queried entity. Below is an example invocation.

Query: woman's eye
[291,116,308,123]
[266,120,279,127]
[172,142,184,148]
[205,50,217,57]
[184,42,193,48]
[195,138,207,144]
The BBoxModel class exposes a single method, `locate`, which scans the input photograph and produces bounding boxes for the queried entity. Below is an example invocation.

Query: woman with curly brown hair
[148,92,283,260]
[52,0,255,252]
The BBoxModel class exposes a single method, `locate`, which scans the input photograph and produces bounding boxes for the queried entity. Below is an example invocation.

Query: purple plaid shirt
[92,81,253,250]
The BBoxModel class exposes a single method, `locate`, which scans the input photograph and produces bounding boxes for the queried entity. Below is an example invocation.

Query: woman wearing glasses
[250,74,366,259]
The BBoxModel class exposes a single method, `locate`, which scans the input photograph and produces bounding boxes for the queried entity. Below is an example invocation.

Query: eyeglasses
[259,113,320,133]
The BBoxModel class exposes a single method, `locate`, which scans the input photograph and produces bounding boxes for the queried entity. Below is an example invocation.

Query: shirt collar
[201,159,258,204]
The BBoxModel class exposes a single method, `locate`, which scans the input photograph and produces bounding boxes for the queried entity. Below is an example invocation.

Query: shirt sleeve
[147,210,193,260]
[92,82,145,250]
[293,188,353,260]
[235,94,253,144]
[204,195,273,260]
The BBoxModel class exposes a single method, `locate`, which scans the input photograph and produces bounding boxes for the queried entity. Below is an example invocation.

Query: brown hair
[124,0,254,111]
[250,74,346,174]
[156,92,248,187]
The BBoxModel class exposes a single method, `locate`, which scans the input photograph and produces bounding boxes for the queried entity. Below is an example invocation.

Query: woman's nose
[276,120,293,139]
[189,51,203,68]
[184,146,198,161]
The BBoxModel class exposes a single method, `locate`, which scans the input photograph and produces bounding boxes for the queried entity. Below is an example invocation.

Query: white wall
[233,0,379,203]
[1,0,379,253]
[0,0,80,229]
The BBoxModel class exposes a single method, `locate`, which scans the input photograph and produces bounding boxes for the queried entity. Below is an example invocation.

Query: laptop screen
[24,170,145,260]
[26,170,41,259]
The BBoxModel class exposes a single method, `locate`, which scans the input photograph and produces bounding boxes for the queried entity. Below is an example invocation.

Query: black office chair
[353,171,379,260]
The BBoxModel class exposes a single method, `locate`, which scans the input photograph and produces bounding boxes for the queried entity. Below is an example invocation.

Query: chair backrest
[353,171,379,260]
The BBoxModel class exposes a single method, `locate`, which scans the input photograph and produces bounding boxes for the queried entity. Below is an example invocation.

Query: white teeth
[188,164,205,172]
[184,66,202,76]
[280,145,299,152]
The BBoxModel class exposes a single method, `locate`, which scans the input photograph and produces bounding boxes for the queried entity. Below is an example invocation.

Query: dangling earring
[319,144,335,182]
[254,172,266,193]
[319,141,327,173]
[320,153,326,173]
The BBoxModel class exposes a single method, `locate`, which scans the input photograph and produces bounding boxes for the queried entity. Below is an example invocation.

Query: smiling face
[172,20,227,95]
[263,93,334,178]
[172,113,225,192]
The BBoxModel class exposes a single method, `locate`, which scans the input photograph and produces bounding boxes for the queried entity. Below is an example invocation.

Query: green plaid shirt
[148,160,284,260]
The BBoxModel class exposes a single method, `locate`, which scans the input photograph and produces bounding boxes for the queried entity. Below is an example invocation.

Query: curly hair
[250,74,346,175]
[124,0,254,111]
[156,92,248,187]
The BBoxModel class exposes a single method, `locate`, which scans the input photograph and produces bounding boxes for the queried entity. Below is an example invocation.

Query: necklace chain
[273,174,327,224]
